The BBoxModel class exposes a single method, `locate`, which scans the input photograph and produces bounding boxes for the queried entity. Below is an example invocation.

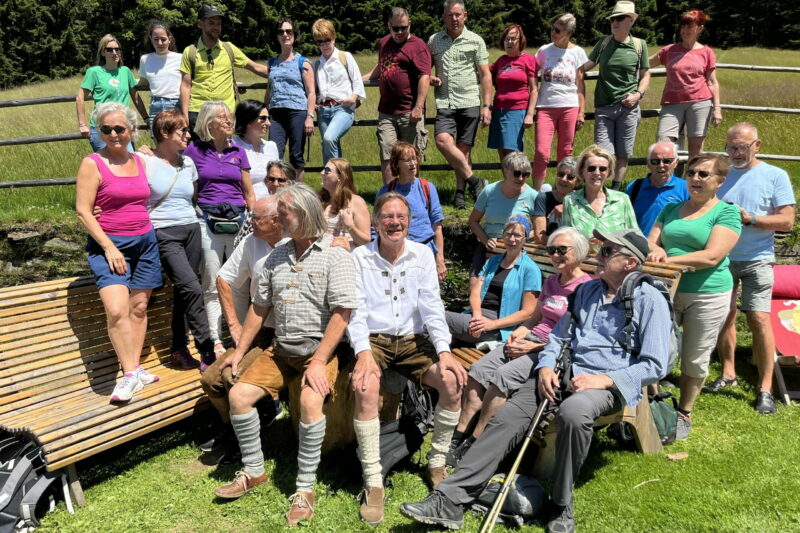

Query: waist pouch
[199,202,246,235]
[275,336,321,358]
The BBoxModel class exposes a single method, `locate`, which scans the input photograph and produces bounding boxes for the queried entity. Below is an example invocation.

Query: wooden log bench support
[0,276,210,506]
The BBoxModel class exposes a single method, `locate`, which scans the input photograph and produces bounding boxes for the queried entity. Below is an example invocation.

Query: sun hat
[608,1,638,21]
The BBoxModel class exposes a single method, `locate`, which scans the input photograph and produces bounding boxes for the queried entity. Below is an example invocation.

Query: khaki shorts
[657,99,714,140]
[238,345,339,399]
[377,112,429,161]
[367,333,438,386]
[729,260,774,313]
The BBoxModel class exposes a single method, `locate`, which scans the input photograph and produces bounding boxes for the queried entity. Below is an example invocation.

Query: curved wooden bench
[0,276,208,505]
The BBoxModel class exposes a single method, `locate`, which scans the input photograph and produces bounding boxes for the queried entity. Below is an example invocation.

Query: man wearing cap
[582,1,650,188]
[625,141,689,236]
[363,7,432,185]
[711,122,796,414]
[180,4,269,135]
[400,228,670,533]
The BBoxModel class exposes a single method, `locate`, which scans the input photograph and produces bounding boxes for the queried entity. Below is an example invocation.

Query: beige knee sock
[353,417,382,487]
[427,405,461,468]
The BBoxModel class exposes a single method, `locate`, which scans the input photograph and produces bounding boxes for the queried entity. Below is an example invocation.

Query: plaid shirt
[561,187,639,239]
[253,233,357,340]
[428,28,488,109]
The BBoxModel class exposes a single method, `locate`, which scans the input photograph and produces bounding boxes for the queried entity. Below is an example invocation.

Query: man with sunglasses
[712,122,796,414]
[625,141,689,235]
[363,7,432,184]
[180,4,268,137]
[401,228,670,533]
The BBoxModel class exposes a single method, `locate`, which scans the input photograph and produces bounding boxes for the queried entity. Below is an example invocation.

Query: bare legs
[99,285,152,372]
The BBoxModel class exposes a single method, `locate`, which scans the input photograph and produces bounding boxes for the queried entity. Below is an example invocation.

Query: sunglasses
[256,115,270,122]
[277,28,294,36]
[586,165,608,173]
[205,49,214,69]
[685,169,714,179]
[179,127,190,135]
[546,245,572,256]
[99,125,127,135]
[267,176,289,184]
[649,158,675,166]
[105,47,121,53]
[512,170,531,178]
[322,167,335,174]
[599,245,631,259]
[551,26,562,34]
[315,39,331,45]
[391,25,409,32]
[610,15,629,22]
[557,171,577,180]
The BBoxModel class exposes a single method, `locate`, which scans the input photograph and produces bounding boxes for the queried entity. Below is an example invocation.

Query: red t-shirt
[489,53,537,110]
[657,44,716,104]
[378,34,432,115]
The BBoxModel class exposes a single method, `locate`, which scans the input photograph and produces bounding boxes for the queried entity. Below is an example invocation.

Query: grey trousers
[445,308,500,345]
[437,377,620,507]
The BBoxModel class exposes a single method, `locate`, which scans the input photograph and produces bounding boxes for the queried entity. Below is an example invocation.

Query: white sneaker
[136,365,160,386]
[110,372,143,403]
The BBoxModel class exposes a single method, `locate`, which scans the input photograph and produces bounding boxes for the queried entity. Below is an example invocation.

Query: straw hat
[608,1,638,21]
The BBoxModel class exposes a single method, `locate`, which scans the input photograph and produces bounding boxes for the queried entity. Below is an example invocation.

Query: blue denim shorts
[87,229,163,290]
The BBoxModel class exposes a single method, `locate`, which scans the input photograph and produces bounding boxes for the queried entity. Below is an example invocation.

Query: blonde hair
[194,101,232,142]
[577,144,616,180]
[95,35,123,66]
[312,19,336,41]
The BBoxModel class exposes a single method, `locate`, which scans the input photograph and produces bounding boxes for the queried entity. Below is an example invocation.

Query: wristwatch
[482,104,493,110]
[307,113,315,119]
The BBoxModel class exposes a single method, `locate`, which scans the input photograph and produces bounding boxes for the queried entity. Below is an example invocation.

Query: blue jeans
[88,127,134,153]
[317,105,354,163]
[148,96,181,134]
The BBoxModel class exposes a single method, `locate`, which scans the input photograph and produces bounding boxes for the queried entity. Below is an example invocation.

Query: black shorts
[435,106,480,146]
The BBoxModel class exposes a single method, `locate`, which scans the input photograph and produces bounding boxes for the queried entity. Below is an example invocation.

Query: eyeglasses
[685,169,715,179]
[725,140,757,153]
[503,231,525,239]
[380,214,408,222]
[586,165,608,173]
[546,245,572,256]
[99,125,127,135]
[391,25,409,32]
[512,170,531,178]
[179,127,191,135]
[504,37,520,42]
[322,167,335,174]
[315,39,331,45]
[105,47,121,53]
[599,245,632,259]
[214,115,232,124]
[256,115,270,122]
[267,176,289,184]
[251,213,275,221]
[277,28,294,36]
[610,15,629,22]
[399,158,417,164]
[557,171,577,180]
[649,158,675,166]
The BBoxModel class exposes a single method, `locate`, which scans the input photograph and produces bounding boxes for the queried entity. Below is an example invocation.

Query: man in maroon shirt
[363,7,432,184]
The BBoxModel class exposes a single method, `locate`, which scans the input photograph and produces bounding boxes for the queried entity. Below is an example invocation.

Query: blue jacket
[479,252,542,341]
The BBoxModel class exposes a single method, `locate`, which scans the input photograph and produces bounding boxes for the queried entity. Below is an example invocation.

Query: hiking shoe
[547,503,575,533]
[199,423,235,453]
[425,465,449,490]
[110,372,143,403]
[359,486,385,525]
[467,177,487,201]
[445,436,474,468]
[453,190,466,210]
[135,365,160,385]
[170,347,199,370]
[704,376,738,393]
[214,470,267,499]
[676,413,692,440]
[400,491,464,530]
[755,392,777,415]
[287,491,315,526]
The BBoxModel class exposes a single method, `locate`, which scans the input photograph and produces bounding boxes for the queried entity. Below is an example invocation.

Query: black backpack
[378,379,435,481]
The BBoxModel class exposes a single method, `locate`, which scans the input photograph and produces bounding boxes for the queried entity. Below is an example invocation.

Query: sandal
[704,375,738,393]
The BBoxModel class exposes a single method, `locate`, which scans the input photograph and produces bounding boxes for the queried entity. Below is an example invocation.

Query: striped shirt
[428,28,488,109]
[561,187,639,239]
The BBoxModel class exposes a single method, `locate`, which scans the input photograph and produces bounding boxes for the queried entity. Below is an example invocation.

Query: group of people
[71,1,796,532]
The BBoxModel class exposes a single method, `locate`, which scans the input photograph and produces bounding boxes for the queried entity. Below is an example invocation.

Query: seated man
[400,229,670,533]
[199,196,287,457]
[347,193,467,525]
[213,184,357,527]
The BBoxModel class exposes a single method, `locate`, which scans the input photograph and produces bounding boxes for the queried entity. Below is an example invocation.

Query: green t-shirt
[588,36,648,108]
[80,65,137,126]
[180,39,250,113]
[561,187,639,239]
[656,201,741,293]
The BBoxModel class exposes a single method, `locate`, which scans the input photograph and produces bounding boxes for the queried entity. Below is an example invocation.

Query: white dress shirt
[314,48,366,110]
[348,239,451,355]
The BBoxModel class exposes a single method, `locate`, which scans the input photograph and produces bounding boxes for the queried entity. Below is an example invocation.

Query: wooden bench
[451,243,692,478]
[0,276,209,505]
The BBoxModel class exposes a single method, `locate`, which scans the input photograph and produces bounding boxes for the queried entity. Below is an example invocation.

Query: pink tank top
[89,153,152,236]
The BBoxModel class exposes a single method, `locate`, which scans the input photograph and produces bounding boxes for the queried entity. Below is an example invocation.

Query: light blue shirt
[268,54,309,110]
[535,278,670,407]
[143,154,199,230]
[626,174,689,236]
[474,181,537,238]
[717,162,795,261]
[478,252,542,341]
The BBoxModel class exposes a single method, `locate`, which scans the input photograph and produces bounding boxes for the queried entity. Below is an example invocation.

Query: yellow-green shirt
[180,39,250,113]
[428,28,488,109]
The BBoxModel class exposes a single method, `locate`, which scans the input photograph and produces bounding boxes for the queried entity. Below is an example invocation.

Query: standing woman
[184,101,255,364]
[232,99,280,201]
[487,24,537,162]
[647,153,740,440]
[75,102,162,402]
[649,10,722,157]
[76,35,148,152]
[311,18,366,164]
[319,158,371,250]
[265,18,316,183]
[138,20,183,132]
[532,156,579,243]
[532,13,588,191]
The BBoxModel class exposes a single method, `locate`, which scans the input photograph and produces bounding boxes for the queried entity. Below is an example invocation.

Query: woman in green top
[76,34,148,152]
[561,144,637,246]
[647,153,741,440]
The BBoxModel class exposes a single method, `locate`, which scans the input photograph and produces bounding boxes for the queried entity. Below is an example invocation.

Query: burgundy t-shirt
[378,34,432,115]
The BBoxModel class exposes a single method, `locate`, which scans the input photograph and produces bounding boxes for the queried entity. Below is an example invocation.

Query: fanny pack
[275,337,321,358]
[199,202,246,235]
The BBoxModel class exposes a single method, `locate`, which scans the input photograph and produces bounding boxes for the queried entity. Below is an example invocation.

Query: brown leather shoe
[287,490,315,526]
[426,465,449,490]
[214,470,267,499]
[359,486,385,525]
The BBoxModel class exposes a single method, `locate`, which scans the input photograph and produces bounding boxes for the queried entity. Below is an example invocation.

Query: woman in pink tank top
[76,102,163,403]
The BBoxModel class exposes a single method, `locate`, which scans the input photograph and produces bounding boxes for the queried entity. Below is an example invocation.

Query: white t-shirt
[142,154,199,230]
[138,52,182,99]
[534,44,589,108]
[232,136,280,200]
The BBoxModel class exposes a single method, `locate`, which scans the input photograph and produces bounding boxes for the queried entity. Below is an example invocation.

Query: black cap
[592,228,649,262]
[198,3,224,19]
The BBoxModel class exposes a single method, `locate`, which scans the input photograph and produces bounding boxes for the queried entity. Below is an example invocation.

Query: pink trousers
[533,107,580,180]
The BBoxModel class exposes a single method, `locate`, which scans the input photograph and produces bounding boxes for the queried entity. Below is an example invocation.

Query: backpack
[471,473,547,527]
[608,391,679,446]
[388,178,432,216]
[186,41,240,104]
[628,177,645,205]
[597,35,645,79]
[313,51,361,109]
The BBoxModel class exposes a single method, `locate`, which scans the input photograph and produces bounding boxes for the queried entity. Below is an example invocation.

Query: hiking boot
[287,491,315,526]
[547,503,575,533]
[135,365,160,385]
[109,372,143,403]
[214,470,267,499]
[676,413,692,440]
[703,375,738,393]
[170,347,200,370]
[453,190,466,210]
[399,491,464,530]
[467,176,487,201]
[755,392,777,415]
[446,436,474,468]
[359,486,385,525]
[199,423,235,453]
[425,465,449,490]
